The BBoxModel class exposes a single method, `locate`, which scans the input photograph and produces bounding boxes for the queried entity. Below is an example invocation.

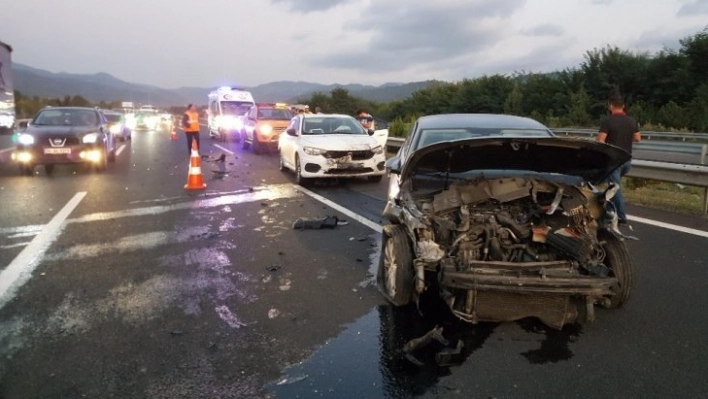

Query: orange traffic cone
[184,140,206,190]
[170,126,177,140]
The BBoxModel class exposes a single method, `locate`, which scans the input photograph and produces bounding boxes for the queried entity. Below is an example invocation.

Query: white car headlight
[18,133,35,145]
[83,133,100,144]
[110,125,122,134]
[303,146,326,156]
[372,145,383,154]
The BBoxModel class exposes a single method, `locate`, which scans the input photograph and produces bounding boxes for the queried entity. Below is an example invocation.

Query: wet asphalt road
[1,127,708,398]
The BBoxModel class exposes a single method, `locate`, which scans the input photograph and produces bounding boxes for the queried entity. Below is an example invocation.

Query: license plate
[44,148,71,155]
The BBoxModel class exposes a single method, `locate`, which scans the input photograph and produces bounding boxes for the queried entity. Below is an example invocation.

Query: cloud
[632,27,700,51]
[677,0,708,16]
[590,0,614,4]
[310,0,526,73]
[270,0,357,13]
[519,23,565,37]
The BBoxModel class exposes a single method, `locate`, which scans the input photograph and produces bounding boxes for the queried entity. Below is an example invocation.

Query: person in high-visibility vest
[181,104,201,156]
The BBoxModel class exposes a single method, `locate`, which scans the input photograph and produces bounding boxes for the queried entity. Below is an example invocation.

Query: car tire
[377,224,415,307]
[253,138,264,155]
[599,231,634,309]
[19,164,34,176]
[295,155,308,186]
[241,131,250,150]
[278,153,286,172]
[95,149,108,172]
[368,175,383,183]
[44,164,55,175]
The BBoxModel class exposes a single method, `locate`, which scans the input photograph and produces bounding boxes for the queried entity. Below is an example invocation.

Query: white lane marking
[68,184,298,223]
[627,215,708,238]
[293,185,383,233]
[0,242,32,250]
[116,144,127,156]
[0,147,16,154]
[0,192,87,310]
[213,144,234,155]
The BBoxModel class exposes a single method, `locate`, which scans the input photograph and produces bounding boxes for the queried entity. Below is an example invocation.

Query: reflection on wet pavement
[268,293,585,397]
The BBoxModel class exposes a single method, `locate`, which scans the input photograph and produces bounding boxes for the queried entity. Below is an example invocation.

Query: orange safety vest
[184,110,200,132]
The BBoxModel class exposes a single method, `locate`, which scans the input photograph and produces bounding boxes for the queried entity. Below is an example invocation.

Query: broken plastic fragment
[403,326,449,353]
[276,375,308,386]
[292,216,339,230]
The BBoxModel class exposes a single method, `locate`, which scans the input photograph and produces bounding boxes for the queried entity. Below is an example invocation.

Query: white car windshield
[302,116,366,135]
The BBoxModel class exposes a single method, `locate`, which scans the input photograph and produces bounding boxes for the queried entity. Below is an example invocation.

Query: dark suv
[12,107,116,175]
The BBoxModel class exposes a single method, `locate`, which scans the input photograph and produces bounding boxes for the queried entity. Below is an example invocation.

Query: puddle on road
[267,294,583,398]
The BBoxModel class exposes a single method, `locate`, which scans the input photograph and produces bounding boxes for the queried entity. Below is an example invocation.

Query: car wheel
[278,153,286,172]
[253,138,264,155]
[295,155,308,186]
[241,131,250,150]
[19,164,34,176]
[599,231,634,309]
[368,175,383,183]
[44,164,55,175]
[377,224,415,306]
[95,149,108,172]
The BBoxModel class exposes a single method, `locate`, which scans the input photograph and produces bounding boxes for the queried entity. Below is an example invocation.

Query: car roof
[415,113,551,130]
[301,113,353,119]
[39,107,99,111]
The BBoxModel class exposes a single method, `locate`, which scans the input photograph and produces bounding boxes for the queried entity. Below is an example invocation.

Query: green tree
[503,83,524,115]
[567,85,592,126]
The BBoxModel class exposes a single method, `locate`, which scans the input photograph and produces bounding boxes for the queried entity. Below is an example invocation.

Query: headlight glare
[18,133,35,145]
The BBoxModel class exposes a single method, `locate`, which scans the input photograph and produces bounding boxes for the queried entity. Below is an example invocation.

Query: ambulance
[207,86,255,142]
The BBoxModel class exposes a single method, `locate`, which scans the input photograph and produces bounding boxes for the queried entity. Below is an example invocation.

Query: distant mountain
[12,63,438,106]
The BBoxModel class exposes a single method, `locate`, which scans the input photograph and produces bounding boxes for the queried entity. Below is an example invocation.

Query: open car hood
[400,136,631,184]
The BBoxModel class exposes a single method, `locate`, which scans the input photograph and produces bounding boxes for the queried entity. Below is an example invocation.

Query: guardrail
[386,137,708,216]
[551,128,708,142]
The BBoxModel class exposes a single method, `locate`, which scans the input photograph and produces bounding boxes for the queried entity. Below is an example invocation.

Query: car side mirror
[367,129,375,136]
[384,156,401,174]
[286,128,297,136]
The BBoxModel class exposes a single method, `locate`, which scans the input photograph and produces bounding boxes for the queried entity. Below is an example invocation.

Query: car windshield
[257,108,292,120]
[414,128,553,149]
[221,101,253,116]
[105,114,122,123]
[33,109,98,126]
[302,116,366,135]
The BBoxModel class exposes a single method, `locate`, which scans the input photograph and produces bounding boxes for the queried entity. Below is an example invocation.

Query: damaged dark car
[378,114,635,329]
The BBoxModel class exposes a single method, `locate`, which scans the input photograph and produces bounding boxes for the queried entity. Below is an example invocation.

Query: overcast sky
[2,0,707,89]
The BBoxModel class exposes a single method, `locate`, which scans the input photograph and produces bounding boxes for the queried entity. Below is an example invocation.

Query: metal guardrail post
[701,144,707,165]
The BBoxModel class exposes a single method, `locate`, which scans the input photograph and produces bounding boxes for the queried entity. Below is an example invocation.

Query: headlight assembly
[18,133,35,145]
[82,133,100,144]
[303,146,326,156]
[372,145,383,154]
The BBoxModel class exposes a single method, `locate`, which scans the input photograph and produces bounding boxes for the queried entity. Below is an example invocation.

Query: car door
[244,106,257,143]
[280,116,300,169]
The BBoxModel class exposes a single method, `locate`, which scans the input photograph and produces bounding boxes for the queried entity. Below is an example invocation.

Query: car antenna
[444,149,453,190]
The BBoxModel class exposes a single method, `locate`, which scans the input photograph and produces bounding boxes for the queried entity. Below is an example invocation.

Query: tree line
[298,26,708,136]
[13,92,124,119]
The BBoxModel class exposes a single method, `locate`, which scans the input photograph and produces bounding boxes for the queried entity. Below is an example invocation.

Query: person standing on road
[181,104,201,156]
[596,95,641,225]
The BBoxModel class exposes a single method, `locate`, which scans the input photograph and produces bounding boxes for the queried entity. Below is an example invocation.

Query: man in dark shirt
[596,95,642,224]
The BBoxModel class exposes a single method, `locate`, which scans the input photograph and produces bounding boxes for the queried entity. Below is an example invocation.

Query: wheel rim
[296,158,301,181]
[383,238,398,297]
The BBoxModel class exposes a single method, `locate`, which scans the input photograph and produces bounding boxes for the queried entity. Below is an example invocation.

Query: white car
[278,114,387,185]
